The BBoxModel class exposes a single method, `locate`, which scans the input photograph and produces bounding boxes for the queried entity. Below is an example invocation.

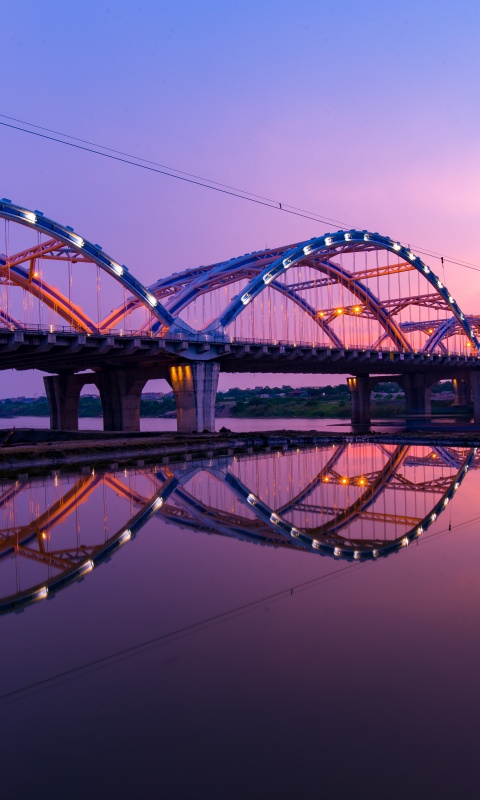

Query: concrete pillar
[44,373,86,430]
[347,376,371,427]
[403,373,431,426]
[453,378,471,406]
[96,369,147,432]
[470,372,480,425]
[168,362,220,433]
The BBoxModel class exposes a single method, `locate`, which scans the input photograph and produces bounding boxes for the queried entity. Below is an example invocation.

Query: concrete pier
[168,362,220,433]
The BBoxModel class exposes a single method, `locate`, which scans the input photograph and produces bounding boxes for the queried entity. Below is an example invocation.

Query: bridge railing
[0,323,479,359]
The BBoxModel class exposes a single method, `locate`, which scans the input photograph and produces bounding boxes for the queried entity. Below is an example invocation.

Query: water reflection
[0,442,476,614]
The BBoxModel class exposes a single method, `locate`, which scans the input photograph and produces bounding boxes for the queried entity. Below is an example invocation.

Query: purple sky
[2,0,480,396]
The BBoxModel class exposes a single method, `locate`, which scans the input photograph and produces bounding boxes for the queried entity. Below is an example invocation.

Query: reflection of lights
[444,497,449,506]
[431,513,437,521]
[33,586,48,601]
[372,549,379,558]
[247,493,257,506]
[334,547,342,557]
[312,540,320,549]
[402,537,409,547]
[354,551,360,560]
[78,560,94,576]
[118,529,132,545]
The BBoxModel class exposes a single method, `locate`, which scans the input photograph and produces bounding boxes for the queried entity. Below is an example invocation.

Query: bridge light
[283,257,293,268]
[354,551,360,559]
[325,237,333,246]
[317,311,325,318]
[437,280,443,289]
[33,586,48,601]
[334,547,342,557]
[363,234,370,241]
[322,475,330,482]
[428,328,434,335]
[392,242,401,251]
[444,497,450,506]
[336,308,343,315]
[312,540,320,549]
[303,245,313,255]
[353,305,361,314]
[263,272,275,285]
[448,295,454,304]
[146,292,158,307]
[247,493,257,506]
[372,549,379,558]
[423,265,430,274]
[344,233,352,241]
[341,477,348,485]
[291,527,300,538]
[431,513,437,522]
[23,210,36,224]
[358,477,367,486]
[111,261,124,276]
[152,496,164,510]
[402,536,409,547]
[467,342,472,348]
[416,527,423,536]
[270,513,281,525]
[119,529,132,544]
[241,292,251,305]
[407,251,416,260]
[69,233,84,248]
[454,482,460,490]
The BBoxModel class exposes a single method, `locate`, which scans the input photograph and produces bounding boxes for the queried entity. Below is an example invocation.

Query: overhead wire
[1,114,480,275]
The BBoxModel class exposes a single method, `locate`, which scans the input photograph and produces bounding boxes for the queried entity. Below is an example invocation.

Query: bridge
[1,198,480,431]
[0,442,475,615]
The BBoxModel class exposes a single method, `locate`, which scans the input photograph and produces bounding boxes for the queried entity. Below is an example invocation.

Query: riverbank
[0,426,478,479]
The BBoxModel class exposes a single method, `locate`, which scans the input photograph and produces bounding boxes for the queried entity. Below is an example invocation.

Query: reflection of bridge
[0,442,475,615]
[1,198,480,431]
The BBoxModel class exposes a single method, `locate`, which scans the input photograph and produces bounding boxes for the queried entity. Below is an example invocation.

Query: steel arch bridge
[0,197,478,356]
[0,443,475,616]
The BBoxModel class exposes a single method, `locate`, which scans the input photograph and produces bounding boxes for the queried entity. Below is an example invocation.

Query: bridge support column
[347,376,371,428]
[469,372,480,425]
[404,373,431,426]
[96,369,146,432]
[453,378,471,406]
[44,373,89,430]
[168,363,220,433]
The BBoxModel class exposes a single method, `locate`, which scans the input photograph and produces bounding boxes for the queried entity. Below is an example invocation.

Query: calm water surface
[1,428,478,799]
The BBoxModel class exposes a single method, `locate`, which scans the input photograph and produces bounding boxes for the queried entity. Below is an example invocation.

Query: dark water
[1,434,479,799]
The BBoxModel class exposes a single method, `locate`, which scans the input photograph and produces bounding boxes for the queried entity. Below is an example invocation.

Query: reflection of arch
[0,199,191,334]
[0,444,475,615]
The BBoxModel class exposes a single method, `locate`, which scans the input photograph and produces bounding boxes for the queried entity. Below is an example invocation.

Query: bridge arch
[0,199,192,334]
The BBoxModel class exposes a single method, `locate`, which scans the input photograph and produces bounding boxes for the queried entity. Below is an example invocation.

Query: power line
[0,560,360,707]
[1,114,480,274]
